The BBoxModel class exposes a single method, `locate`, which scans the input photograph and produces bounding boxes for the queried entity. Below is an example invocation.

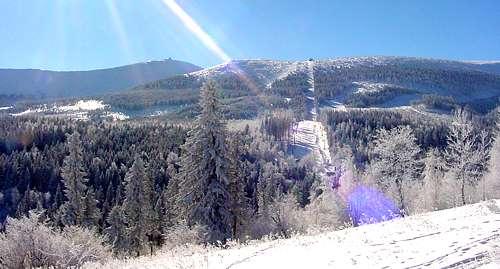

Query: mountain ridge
[127,56,500,116]
[0,59,201,98]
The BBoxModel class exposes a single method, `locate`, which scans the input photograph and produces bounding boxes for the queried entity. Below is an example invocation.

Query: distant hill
[0,59,201,98]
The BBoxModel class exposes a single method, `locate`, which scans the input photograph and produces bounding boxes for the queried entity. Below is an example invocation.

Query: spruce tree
[122,155,155,255]
[257,162,284,216]
[58,132,90,226]
[177,81,232,243]
[163,152,180,227]
[227,135,249,239]
[81,187,101,228]
[105,205,127,253]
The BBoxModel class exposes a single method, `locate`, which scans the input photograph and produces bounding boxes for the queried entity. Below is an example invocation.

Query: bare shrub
[0,212,110,269]
[163,224,208,249]
[302,191,349,232]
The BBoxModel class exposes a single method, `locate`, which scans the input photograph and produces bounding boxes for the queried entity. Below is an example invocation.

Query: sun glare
[160,0,231,63]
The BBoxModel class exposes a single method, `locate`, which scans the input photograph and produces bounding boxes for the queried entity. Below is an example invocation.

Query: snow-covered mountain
[85,199,500,269]
[7,57,500,120]
[130,56,500,115]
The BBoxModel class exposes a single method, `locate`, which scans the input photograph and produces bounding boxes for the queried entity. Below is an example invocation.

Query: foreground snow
[86,200,500,269]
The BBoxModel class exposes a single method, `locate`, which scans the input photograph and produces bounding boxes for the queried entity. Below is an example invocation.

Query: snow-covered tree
[105,205,127,253]
[58,132,99,227]
[122,155,156,255]
[227,136,249,239]
[370,126,422,214]
[484,111,500,199]
[81,187,101,228]
[421,148,449,210]
[176,81,232,243]
[257,162,284,216]
[444,110,488,205]
[163,152,180,227]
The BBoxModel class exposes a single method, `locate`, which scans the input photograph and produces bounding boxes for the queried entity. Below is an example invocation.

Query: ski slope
[292,120,332,170]
[86,200,500,269]
[290,60,335,184]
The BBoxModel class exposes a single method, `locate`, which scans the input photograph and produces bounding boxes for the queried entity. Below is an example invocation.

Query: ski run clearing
[292,120,332,172]
[86,200,500,269]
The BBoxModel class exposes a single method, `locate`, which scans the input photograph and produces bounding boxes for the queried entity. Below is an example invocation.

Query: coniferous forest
[1,81,500,268]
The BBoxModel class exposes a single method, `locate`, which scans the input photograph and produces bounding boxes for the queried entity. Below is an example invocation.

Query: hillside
[0,59,201,99]
[109,57,500,117]
[86,199,500,269]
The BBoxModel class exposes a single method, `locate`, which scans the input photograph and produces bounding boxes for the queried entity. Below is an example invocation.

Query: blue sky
[0,0,499,70]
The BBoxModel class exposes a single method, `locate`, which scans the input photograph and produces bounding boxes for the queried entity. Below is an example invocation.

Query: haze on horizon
[0,0,499,71]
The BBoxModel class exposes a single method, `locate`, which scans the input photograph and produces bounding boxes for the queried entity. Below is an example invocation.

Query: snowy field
[85,200,500,269]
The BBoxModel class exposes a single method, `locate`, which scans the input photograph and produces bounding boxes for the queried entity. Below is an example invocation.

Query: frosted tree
[257,162,284,216]
[163,152,180,226]
[444,110,488,205]
[59,132,92,226]
[122,155,156,255]
[370,126,422,214]
[105,205,127,253]
[421,148,447,210]
[227,136,249,239]
[177,81,232,243]
[484,111,500,199]
[80,187,101,228]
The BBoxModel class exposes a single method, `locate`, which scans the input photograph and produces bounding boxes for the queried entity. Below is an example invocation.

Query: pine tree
[58,132,89,226]
[50,183,64,224]
[227,135,249,239]
[81,187,101,228]
[257,162,284,216]
[122,155,155,255]
[105,205,127,253]
[176,81,232,243]
[162,152,180,226]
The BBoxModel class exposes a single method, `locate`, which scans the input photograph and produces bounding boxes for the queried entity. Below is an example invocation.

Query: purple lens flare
[327,165,401,226]
[347,186,401,226]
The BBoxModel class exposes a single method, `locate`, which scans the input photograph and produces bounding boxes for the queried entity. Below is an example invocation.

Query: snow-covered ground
[9,99,130,121]
[86,200,500,269]
[0,106,13,111]
[292,120,331,168]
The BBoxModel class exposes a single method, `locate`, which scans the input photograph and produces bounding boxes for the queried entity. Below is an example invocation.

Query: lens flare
[347,186,401,226]
[328,165,401,226]
[105,0,142,82]
[105,0,132,59]
[160,0,231,63]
